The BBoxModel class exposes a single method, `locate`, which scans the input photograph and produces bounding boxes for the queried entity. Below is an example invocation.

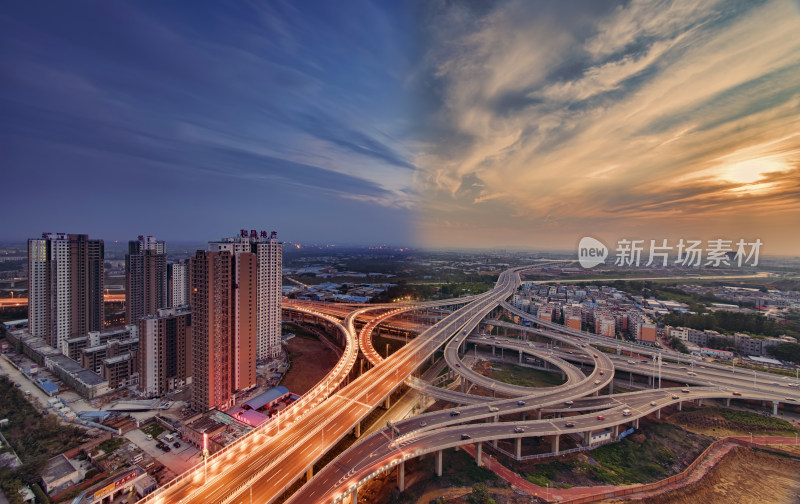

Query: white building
[167,261,189,307]
[209,230,283,361]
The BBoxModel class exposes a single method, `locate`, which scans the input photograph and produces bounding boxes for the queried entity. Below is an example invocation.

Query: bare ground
[280,333,339,395]
[624,447,800,504]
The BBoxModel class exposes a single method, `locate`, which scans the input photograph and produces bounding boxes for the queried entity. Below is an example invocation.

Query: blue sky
[1,1,418,244]
[3,1,800,253]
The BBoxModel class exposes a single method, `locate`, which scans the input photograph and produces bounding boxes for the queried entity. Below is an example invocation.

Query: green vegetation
[489,362,565,388]
[768,342,800,364]
[661,310,786,338]
[97,436,126,455]
[372,280,494,303]
[668,336,689,353]
[467,482,496,504]
[523,460,574,488]
[673,405,799,435]
[0,376,85,504]
[441,449,500,486]
[140,422,166,439]
[588,423,712,484]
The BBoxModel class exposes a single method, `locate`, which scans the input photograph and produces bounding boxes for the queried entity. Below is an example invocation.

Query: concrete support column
[492,345,496,356]
[306,467,313,481]
[537,410,542,420]
[774,402,779,415]
[656,408,661,419]
[609,381,613,394]
[726,398,731,407]
[614,424,619,439]
[351,486,358,504]
[476,443,483,466]
[515,437,522,460]
[593,390,599,397]
[583,431,591,446]
[678,401,682,411]
[551,434,560,455]
[436,450,443,477]
[398,460,405,492]
[634,418,640,429]
[519,351,522,363]
[354,421,361,438]
[385,396,391,409]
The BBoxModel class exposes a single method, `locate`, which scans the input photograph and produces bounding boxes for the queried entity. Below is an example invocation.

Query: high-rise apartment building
[125,235,167,325]
[138,307,192,397]
[209,230,282,360]
[190,249,256,411]
[28,233,104,354]
[167,261,189,307]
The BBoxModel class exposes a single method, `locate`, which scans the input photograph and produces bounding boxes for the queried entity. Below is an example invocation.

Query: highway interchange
[136,266,796,504]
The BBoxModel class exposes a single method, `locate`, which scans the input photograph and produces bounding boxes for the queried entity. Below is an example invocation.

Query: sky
[2,1,800,255]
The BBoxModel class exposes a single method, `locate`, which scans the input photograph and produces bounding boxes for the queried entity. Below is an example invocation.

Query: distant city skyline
[2,1,799,254]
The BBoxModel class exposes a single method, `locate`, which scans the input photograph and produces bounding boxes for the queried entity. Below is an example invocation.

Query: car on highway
[455,363,461,367]
[593,354,598,358]
[419,421,427,427]
[622,409,632,416]
[517,400,526,406]
[681,388,690,393]
[594,380,601,385]
[514,426,525,433]
[599,370,605,375]
[671,394,680,399]
[564,400,574,406]
[461,434,471,440]
[488,406,499,412]
[596,415,605,420]
[650,401,657,406]
[450,410,461,417]
[564,422,575,428]
[732,391,742,396]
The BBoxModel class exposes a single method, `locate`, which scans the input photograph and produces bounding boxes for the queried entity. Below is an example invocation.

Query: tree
[467,482,496,504]
[768,342,800,364]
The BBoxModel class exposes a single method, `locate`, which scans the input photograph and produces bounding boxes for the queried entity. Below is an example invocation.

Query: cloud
[415,0,800,254]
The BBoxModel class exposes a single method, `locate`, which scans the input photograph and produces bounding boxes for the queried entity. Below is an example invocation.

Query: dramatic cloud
[0,1,417,243]
[416,0,800,255]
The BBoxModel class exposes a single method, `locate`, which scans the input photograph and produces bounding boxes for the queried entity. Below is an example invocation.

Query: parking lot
[125,426,201,477]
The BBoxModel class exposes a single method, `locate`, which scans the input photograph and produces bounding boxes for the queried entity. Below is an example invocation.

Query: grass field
[488,362,565,388]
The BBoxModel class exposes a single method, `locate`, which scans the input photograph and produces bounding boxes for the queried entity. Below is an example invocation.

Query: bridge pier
[515,437,522,459]
[583,431,591,446]
[398,460,405,492]
[656,408,661,419]
[774,402,779,415]
[492,345,496,356]
[537,409,542,420]
[354,421,361,438]
[677,401,682,411]
[609,381,613,394]
[634,418,639,429]
[385,396,391,409]
[696,399,702,407]
[436,450,443,477]
[726,398,731,407]
[351,486,358,504]
[476,442,483,466]
[519,351,522,364]
[551,434,560,455]
[613,425,619,439]
[306,467,313,481]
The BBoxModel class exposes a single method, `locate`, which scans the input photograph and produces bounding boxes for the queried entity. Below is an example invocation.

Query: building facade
[125,236,167,326]
[138,307,192,397]
[167,261,189,308]
[28,233,104,354]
